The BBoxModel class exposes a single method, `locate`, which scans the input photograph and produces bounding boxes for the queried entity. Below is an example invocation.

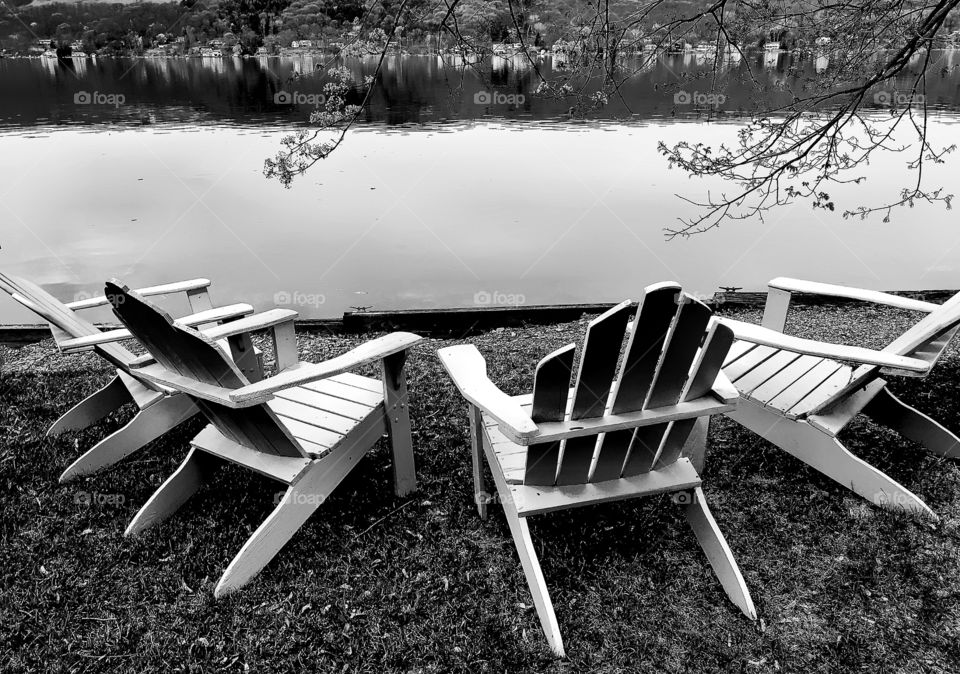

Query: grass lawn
[1,303,959,673]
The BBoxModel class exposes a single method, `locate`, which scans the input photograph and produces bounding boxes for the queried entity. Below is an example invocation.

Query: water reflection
[1,121,957,324]
[4,51,959,131]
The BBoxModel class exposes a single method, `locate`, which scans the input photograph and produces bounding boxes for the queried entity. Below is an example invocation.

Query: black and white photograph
[1,0,959,670]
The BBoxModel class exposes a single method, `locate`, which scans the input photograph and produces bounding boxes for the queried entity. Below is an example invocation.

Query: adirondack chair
[720,277,960,520]
[103,280,420,597]
[438,283,755,657]
[0,272,259,482]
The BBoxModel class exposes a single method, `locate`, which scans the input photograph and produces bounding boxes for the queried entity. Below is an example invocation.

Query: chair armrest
[721,318,931,373]
[65,278,212,310]
[200,309,299,341]
[57,303,254,353]
[711,370,738,404]
[769,278,938,313]
[228,332,422,405]
[132,363,239,407]
[436,344,540,442]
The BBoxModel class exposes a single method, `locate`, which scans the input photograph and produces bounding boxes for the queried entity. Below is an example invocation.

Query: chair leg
[682,486,757,620]
[59,394,198,483]
[382,351,417,497]
[727,400,937,520]
[469,405,489,519]
[680,417,710,475]
[125,447,220,536]
[47,374,132,437]
[214,462,332,598]
[864,387,960,459]
[503,506,565,657]
[215,423,378,597]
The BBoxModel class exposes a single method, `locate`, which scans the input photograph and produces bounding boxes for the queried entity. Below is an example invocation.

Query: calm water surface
[1,53,959,321]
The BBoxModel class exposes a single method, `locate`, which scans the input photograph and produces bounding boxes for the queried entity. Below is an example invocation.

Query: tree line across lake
[7,0,958,58]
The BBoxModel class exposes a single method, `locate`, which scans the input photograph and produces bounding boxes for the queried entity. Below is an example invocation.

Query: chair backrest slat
[645,296,712,408]
[610,283,683,415]
[530,344,575,423]
[0,272,137,369]
[683,320,735,401]
[519,285,732,486]
[568,300,634,420]
[524,344,575,486]
[593,284,682,482]
[554,301,633,485]
[105,281,307,458]
[650,320,735,470]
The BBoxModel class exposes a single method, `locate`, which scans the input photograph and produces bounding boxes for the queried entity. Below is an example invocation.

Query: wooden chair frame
[0,273,258,481]
[105,281,420,596]
[439,284,756,657]
[720,277,960,520]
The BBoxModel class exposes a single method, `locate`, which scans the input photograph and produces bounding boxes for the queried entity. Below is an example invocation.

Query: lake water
[1,52,959,322]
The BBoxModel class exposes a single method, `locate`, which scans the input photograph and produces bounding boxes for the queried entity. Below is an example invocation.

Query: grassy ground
[1,303,959,673]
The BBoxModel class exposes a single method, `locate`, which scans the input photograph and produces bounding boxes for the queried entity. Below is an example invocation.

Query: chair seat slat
[723,340,756,368]
[266,397,367,435]
[733,350,802,396]
[747,355,823,405]
[788,367,856,418]
[302,379,384,407]
[274,385,375,421]
[764,360,843,414]
[725,344,778,381]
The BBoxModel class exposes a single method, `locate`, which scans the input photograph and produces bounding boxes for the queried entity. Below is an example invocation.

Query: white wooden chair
[104,280,420,597]
[0,272,257,482]
[438,283,755,657]
[720,277,960,520]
